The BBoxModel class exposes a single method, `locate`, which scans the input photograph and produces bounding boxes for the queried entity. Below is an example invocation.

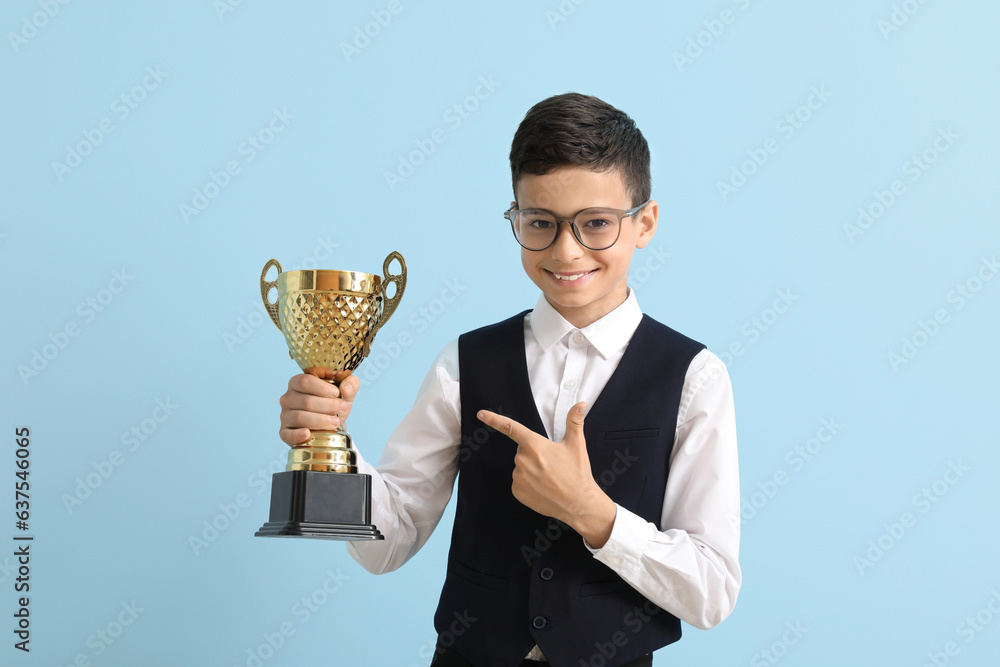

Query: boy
[278,93,740,667]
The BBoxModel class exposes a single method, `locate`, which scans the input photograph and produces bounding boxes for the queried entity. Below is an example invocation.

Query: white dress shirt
[348,290,741,656]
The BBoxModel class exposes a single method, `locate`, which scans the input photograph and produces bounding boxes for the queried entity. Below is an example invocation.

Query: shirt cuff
[586,504,657,577]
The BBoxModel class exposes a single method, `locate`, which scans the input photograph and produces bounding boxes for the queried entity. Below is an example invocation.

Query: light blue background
[3,1,999,665]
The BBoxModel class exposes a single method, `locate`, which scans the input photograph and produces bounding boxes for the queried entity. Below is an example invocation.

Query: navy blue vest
[434,310,705,667]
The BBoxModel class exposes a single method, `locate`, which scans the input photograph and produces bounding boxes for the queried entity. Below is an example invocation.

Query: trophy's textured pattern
[279,291,383,373]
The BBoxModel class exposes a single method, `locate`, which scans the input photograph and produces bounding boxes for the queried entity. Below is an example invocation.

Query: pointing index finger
[477,409,530,444]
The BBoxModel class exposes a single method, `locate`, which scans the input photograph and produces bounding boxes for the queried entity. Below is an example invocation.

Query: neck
[547,287,630,329]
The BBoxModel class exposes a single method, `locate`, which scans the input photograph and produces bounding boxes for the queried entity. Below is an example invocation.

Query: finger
[564,402,587,446]
[338,373,361,401]
[280,426,312,446]
[303,366,337,382]
[279,391,344,419]
[288,373,339,398]
[280,391,336,413]
[282,409,340,431]
[478,409,534,445]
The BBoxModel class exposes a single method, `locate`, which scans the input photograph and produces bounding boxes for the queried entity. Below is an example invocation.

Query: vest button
[532,616,548,629]
[540,567,554,581]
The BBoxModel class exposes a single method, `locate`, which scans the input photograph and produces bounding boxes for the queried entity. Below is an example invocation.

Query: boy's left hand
[477,403,617,549]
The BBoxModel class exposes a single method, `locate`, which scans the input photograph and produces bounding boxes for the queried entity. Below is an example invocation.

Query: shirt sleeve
[346,339,462,574]
[587,349,742,630]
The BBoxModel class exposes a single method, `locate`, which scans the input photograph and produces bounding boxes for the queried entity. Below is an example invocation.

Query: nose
[548,221,585,262]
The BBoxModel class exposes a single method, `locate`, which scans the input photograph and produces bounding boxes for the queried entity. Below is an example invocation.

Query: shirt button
[572,332,585,345]
[540,567,554,581]
[563,379,577,391]
[532,616,548,629]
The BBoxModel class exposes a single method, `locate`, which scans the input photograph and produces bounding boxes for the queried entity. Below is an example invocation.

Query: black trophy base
[254,470,383,541]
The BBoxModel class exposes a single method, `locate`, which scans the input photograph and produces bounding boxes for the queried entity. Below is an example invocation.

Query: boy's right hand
[278,372,360,446]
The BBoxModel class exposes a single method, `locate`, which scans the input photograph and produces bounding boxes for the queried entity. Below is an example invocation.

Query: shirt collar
[527,289,644,360]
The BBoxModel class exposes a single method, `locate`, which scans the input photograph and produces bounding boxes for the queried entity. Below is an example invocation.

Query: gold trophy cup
[254,251,406,540]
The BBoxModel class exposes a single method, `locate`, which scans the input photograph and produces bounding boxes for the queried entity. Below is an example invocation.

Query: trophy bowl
[254,251,406,540]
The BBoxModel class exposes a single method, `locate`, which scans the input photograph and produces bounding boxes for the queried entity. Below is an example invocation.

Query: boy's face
[513,166,657,329]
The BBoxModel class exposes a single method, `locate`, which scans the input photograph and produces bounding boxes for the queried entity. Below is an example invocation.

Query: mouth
[546,269,597,284]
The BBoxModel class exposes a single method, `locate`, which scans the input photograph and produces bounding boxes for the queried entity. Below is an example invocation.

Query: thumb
[564,402,587,446]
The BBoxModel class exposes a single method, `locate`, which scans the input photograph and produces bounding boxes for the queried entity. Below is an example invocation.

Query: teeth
[553,272,589,281]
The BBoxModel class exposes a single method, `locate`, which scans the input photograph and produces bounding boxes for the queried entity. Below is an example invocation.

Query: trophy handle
[366,251,407,353]
[260,259,283,331]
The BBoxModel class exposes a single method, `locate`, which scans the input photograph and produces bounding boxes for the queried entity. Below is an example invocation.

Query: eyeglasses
[504,200,651,251]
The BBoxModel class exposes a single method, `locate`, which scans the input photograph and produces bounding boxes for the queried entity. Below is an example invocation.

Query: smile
[548,270,596,282]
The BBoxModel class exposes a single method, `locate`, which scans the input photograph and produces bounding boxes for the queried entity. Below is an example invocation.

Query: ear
[633,200,658,249]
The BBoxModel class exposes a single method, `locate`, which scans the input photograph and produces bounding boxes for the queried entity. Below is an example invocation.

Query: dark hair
[509,92,651,207]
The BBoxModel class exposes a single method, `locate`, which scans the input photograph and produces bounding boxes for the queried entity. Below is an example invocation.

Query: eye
[580,216,613,230]
[522,212,555,230]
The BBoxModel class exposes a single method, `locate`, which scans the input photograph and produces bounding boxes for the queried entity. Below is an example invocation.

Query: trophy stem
[287,426,359,474]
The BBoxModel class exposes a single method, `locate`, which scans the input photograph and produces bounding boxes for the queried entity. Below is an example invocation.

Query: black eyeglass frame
[503,200,652,251]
